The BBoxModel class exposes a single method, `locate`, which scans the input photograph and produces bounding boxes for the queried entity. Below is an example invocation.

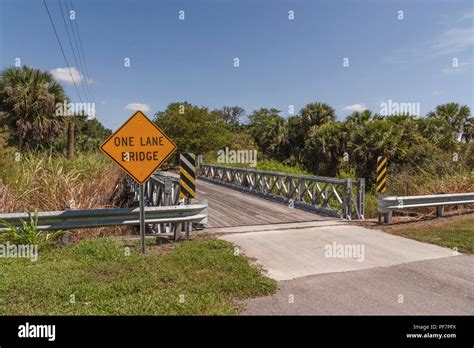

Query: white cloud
[125,103,150,113]
[431,27,474,55]
[50,67,84,84]
[343,103,368,112]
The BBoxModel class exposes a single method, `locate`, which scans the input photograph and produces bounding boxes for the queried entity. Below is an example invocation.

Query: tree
[299,102,336,129]
[345,110,373,126]
[154,102,231,158]
[215,106,245,129]
[417,117,457,151]
[285,102,337,163]
[304,122,345,176]
[0,66,67,149]
[427,103,471,139]
[67,121,75,160]
[247,108,287,158]
[462,117,474,143]
[54,115,112,153]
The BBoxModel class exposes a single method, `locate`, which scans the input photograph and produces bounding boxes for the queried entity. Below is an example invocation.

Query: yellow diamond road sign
[100,111,177,184]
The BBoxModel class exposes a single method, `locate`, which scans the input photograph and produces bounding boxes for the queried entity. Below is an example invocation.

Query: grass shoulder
[0,235,277,315]
[379,214,474,254]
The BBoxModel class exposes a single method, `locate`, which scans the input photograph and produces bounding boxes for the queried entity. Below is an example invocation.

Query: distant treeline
[154,101,473,186]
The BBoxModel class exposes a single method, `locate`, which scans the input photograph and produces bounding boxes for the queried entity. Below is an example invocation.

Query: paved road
[243,255,474,315]
[219,221,454,281]
[213,221,473,315]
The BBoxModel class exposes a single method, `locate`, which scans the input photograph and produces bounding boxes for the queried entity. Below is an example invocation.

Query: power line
[67,0,99,117]
[43,0,83,104]
[57,0,90,104]
[62,0,94,104]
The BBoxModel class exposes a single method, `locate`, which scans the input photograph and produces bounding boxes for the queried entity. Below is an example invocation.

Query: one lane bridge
[197,179,330,228]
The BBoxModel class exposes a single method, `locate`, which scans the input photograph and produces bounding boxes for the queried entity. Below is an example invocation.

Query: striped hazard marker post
[179,153,197,240]
[376,156,387,193]
[179,153,196,199]
[376,156,391,224]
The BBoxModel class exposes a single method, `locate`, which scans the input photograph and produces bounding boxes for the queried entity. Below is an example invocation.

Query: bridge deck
[196,179,330,228]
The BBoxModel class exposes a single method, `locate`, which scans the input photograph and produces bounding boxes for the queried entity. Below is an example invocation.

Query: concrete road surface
[213,221,473,315]
[219,221,454,281]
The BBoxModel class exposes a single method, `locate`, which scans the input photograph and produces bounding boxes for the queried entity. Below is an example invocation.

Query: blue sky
[1,0,473,129]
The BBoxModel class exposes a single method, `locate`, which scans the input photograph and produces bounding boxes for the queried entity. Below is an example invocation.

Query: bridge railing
[199,164,365,220]
[127,173,202,238]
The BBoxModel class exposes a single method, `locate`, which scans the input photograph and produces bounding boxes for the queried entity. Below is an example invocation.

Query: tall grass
[0,152,129,240]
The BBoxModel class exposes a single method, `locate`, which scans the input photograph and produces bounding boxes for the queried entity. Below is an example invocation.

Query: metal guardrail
[0,204,208,232]
[199,164,365,219]
[127,172,203,239]
[377,192,474,223]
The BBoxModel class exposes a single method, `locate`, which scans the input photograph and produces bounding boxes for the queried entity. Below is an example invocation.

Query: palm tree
[345,110,372,126]
[0,66,67,149]
[304,122,344,175]
[247,108,286,156]
[462,117,473,143]
[299,102,336,129]
[427,103,471,140]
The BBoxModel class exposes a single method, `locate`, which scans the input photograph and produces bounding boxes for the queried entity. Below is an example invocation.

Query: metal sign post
[139,183,145,253]
[99,110,177,253]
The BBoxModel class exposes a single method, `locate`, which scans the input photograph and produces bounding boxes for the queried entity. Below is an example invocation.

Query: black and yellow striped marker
[376,156,387,193]
[179,153,196,199]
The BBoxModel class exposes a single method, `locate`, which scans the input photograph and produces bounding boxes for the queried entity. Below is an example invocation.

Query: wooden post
[67,121,75,161]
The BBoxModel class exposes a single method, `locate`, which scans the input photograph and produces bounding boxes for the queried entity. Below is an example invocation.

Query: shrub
[0,211,64,248]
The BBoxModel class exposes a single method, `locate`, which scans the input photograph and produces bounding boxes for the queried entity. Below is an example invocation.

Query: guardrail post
[287,176,293,200]
[357,178,365,219]
[297,179,302,202]
[345,179,352,220]
[342,182,347,219]
[436,206,445,217]
[164,178,172,206]
[436,192,445,217]
[197,154,203,174]
[377,194,392,224]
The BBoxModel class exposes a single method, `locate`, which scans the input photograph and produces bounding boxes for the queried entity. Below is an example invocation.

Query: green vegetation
[0,237,277,315]
[0,66,66,149]
[155,101,473,217]
[154,102,233,160]
[389,218,474,254]
[256,160,311,175]
[0,212,63,248]
[0,152,121,214]
[0,66,111,156]
[54,115,112,153]
[0,66,119,230]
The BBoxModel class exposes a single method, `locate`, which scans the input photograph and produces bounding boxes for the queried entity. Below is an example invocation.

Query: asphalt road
[242,255,474,315]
